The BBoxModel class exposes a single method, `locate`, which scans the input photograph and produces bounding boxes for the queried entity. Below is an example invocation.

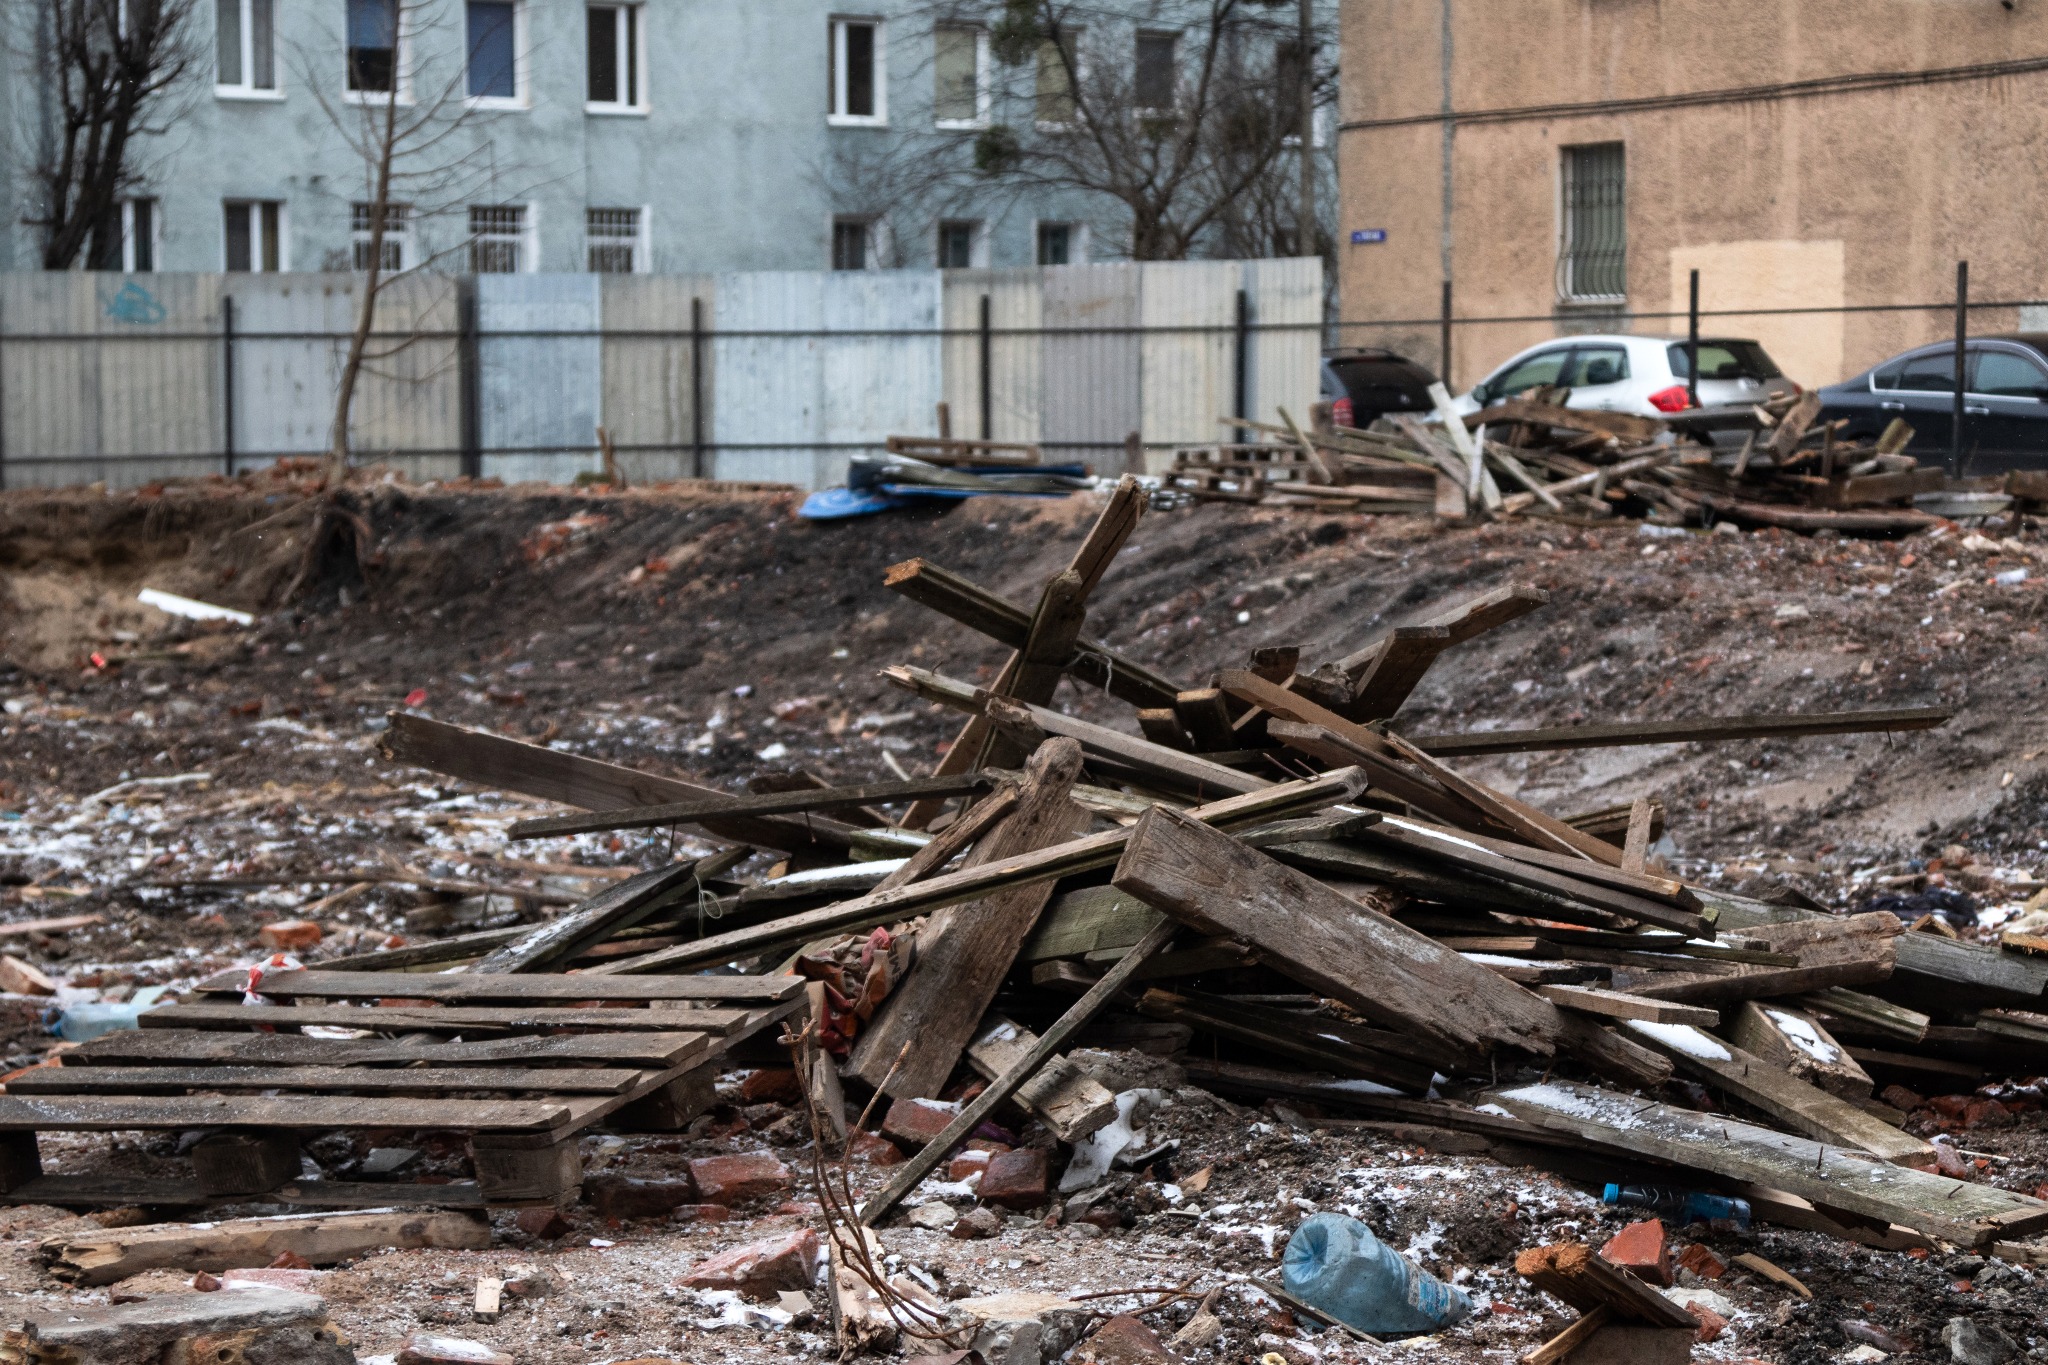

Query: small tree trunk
[327,91,400,485]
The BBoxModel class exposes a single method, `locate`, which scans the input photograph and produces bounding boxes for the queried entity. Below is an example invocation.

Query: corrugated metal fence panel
[940,271,1042,446]
[711,270,823,487]
[819,271,942,489]
[600,273,715,483]
[225,275,356,462]
[1042,263,1140,468]
[1245,257,1324,429]
[479,274,602,484]
[1139,260,1241,466]
[0,274,221,489]
[348,272,463,482]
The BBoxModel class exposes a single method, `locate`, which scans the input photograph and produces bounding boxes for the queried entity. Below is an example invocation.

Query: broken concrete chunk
[906,1202,958,1231]
[680,1228,820,1300]
[949,1206,1003,1241]
[1073,1312,1174,1363]
[954,1293,1092,1365]
[6,1287,349,1365]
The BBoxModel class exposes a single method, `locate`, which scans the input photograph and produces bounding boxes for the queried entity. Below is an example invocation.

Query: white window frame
[344,0,411,104]
[585,3,647,114]
[829,17,887,127]
[932,24,989,130]
[121,199,159,272]
[469,202,536,274]
[935,218,987,269]
[585,206,649,273]
[215,0,282,99]
[351,201,412,273]
[464,0,529,110]
[1034,220,1088,266]
[223,199,289,272]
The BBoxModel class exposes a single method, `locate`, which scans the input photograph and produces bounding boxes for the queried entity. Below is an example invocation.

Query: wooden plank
[966,1014,1119,1144]
[1331,584,1549,685]
[1555,1015,1674,1089]
[860,917,1180,1226]
[1625,914,1899,1004]
[588,767,1366,976]
[984,694,1268,797]
[1342,627,1453,721]
[1174,688,1239,752]
[141,1004,751,1035]
[193,969,805,1004]
[8,1066,647,1095]
[70,1029,711,1069]
[1406,706,1953,757]
[1136,988,1440,1092]
[846,739,1086,1097]
[1112,804,1563,1061]
[1537,985,1718,1026]
[1514,1243,1696,1329]
[506,775,997,839]
[1494,1080,2048,1248]
[379,713,849,853]
[1799,988,1930,1044]
[1618,1022,1933,1165]
[42,1209,493,1285]
[470,856,732,974]
[0,1094,572,1133]
[1465,398,1665,443]
[1727,1001,1872,1099]
[0,914,105,938]
[1815,467,1947,508]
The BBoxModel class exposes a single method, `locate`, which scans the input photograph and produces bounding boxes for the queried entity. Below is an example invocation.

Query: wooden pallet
[0,970,803,1210]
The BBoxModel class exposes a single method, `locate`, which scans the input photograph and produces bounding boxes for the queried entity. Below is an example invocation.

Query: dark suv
[1816,334,2048,473]
[1322,348,1441,428]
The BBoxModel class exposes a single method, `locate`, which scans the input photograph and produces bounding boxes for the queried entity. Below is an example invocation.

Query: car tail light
[1647,385,1693,413]
[1332,396,1354,428]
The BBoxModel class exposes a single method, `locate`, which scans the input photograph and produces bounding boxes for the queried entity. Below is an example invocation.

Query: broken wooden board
[846,739,1085,1096]
[966,1014,1119,1144]
[191,970,805,1005]
[141,1004,753,1035]
[0,1094,573,1133]
[379,713,849,853]
[68,1029,712,1069]
[1624,913,1900,1004]
[5,1065,646,1096]
[1465,399,1665,444]
[1618,1021,1932,1166]
[1537,985,1718,1027]
[1514,1242,1696,1328]
[1136,988,1440,1092]
[1405,706,1953,757]
[506,773,997,839]
[1494,1080,2048,1248]
[1112,805,1563,1061]
[1728,1001,1873,1099]
[471,857,725,974]
[42,1209,491,1285]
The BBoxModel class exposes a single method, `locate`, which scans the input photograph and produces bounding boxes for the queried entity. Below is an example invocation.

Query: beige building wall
[1338,0,2048,391]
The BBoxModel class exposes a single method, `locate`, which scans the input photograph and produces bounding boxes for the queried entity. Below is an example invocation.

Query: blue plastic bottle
[1603,1183,1752,1231]
[1282,1212,1474,1336]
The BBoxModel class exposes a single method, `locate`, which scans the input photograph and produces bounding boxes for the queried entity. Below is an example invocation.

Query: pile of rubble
[7,477,2048,1362]
[1169,390,2042,535]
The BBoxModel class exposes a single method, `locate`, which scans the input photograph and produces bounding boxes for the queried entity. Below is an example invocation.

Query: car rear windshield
[1667,341,1782,381]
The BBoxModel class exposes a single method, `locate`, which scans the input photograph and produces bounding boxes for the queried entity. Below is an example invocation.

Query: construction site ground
[3,479,2048,1363]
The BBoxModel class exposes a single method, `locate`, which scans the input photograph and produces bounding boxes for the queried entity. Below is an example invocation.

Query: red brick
[738,1069,803,1104]
[586,1175,700,1221]
[1926,1094,1974,1119]
[977,1148,1050,1212]
[948,1150,993,1181]
[689,1152,792,1206]
[1962,1098,2014,1129]
[948,1205,1003,1240]
[1675,1243,1727,1280]
[258,920,323,951]
[514,1206,574,1239]
[680,1229,820,1301]
[848,1132,904,1166]
[1879,1084,1925,1112]
[1073,1313,1172,1363]
[1680,1299,1728,1344]
[1600,1219,1671,1287]
[881,1097,960,1149]
[670,1203,734,1224]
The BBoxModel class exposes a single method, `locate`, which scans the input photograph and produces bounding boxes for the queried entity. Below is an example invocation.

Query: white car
[1452,334,1796,419]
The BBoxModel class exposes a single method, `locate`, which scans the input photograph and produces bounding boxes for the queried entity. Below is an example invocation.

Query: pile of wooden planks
[1177,389,1979,533]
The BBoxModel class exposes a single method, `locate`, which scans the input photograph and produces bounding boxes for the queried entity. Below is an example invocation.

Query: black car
[1322,348,1440,429]
[1817,334,2048,473]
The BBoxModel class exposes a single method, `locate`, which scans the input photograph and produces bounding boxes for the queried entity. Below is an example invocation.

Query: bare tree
[300,0,525,479]
[14,0,199,269]
[833,0,1335,262]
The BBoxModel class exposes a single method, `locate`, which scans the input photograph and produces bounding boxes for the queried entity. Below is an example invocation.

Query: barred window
[470,204,526,273]
[587,207,644,273]
[351,201,410,272]
[1560,143,1626,302]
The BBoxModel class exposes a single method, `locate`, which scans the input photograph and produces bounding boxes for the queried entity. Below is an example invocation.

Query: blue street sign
[1350,229,1388,245]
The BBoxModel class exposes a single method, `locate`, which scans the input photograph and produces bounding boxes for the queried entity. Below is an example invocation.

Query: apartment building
[1338,0,2048,391]
[3,0,1331,278]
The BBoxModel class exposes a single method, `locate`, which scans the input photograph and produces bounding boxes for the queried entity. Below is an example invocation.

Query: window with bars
[351,201,411,271]
[470,204,527,273]
[587,4,642,108]
[216,0,277,93]
[586,208,644,272]
[1560,142,1626,302]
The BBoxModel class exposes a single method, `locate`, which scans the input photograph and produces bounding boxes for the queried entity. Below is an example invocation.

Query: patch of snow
[1626,1020,1732,1061]
[1764,1008,1840,1064]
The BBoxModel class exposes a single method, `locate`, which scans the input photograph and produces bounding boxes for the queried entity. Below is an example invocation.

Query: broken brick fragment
[680,1228,820,1300]
[513,1206,574,1240]
[585,1175,700,1221]
[688,1152,792,1205]
[1675,1243,1727,1280]
[258,920,323,951]
[977,1148,1050,1211]
[848,1131,905,1166]
[1599,1218,1671,1287]
[738,1068,803,1104]
[1072,1313,1173,1363]
[881,1097,959,1149]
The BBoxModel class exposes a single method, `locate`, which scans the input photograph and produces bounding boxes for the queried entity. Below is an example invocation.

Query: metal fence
[0,259,1324,492]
